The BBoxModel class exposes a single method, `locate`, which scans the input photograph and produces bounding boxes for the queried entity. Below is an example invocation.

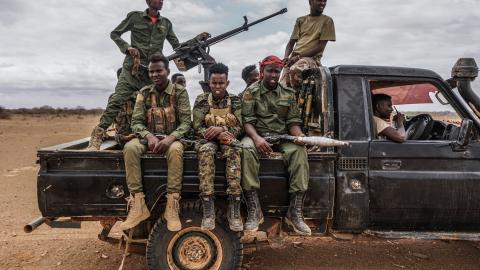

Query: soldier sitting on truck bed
[241,55,312,236]
[171,73,186,87]
[282,0,335,87]
[192,63,244,232]
[372,94,406,143]
[119,53,192,232]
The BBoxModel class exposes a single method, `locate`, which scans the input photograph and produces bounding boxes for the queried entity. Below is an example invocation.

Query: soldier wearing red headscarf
[240,55,312,236]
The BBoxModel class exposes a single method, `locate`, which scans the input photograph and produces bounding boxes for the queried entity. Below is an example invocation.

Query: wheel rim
[166,227,223,270]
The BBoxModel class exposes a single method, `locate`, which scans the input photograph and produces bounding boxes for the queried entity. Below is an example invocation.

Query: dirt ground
[0,114,479,270]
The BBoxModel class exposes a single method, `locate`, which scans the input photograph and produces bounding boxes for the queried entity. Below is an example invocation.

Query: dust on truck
[27,58,480,270]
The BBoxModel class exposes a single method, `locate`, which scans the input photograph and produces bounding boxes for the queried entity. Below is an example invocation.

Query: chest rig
[204,93,238,128]
[147,87,177,135]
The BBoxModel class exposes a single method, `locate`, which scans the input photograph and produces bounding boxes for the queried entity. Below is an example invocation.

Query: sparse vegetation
[0,106,12,119]
[0,106,103,117]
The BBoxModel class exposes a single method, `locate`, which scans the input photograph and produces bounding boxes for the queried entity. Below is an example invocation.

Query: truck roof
[329,65,443,80]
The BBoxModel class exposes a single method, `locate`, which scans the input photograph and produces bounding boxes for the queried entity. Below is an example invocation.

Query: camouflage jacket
[192,92,242,139]
[131,80,191,139]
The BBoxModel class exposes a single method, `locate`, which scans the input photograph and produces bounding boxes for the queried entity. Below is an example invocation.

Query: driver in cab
[372,94,406,143]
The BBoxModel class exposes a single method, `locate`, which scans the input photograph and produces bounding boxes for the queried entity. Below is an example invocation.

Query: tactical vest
[147,88,177,135]
[204,93,238,128]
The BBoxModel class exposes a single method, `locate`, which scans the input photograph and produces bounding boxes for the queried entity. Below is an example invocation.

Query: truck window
[370,80,462,141]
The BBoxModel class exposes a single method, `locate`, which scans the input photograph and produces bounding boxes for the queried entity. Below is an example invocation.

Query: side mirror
[456,119,473,147]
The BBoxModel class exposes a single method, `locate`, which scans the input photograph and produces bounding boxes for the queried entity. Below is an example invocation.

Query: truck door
[367,78,480,230]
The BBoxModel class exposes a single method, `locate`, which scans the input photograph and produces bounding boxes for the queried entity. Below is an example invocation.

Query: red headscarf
[259,55,284,79]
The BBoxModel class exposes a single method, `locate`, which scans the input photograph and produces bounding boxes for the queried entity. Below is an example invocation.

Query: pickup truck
[27,58,480,270]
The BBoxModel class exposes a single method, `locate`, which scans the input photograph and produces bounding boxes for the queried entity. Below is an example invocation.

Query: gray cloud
[0,0,478,109]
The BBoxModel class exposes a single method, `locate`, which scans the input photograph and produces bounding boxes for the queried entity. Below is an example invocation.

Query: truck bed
[37,138,337,221]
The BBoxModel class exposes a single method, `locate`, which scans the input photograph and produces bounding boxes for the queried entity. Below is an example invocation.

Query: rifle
[167,8,288,92]
[139,134,200,146]
[263,134,350,148]
[140,134,248,149]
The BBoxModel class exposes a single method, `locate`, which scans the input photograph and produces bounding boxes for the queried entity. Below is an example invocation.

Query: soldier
[282,0,335,87]
[241,65,260,89]
[192,63,243,231]
[86,0,206,150]
[119,53,192,232]
[171,73,186,87]
[241,55,312,236]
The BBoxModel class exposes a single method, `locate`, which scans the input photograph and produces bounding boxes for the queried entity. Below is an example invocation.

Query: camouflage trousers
[197,142,242,196]
[98,68,151,129]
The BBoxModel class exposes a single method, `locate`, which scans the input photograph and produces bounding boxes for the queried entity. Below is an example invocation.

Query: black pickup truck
[28,58,480,270]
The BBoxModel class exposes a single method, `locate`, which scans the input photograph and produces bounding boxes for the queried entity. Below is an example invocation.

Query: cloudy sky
[0,0,479,109]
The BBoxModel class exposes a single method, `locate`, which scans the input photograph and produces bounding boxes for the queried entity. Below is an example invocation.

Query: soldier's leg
[278,142,311,235]
[123,138,148,193]
[241,136,261,191]
[120,138,149,230]
[241,136,263,231]
[197,142,218,230]
[166,141,185,193]
[278,142,310,193]
[197,142,218,196]
[164,141,184,231]
[99,70,148,129]
[87,70,149,150]
[222,145,243,231]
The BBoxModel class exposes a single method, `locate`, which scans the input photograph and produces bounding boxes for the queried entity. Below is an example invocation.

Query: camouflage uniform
[192,92,243,196]
[123,81,191,194]
[99,10,180,130]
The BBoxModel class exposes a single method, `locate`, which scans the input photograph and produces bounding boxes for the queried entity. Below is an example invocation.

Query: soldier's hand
[145,134,161,152]
[204,127,223,141]
[394,113,406,126]
[154,135,176,154]
[127,47,140,58]
[218,131,236,145]
[254,136,273,154]
[196,32,211,41]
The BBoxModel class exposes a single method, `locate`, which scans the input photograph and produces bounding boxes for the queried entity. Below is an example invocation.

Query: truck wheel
[146,201,243,270]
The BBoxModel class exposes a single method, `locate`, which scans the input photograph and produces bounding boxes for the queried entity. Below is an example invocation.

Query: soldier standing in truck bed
[119,53,191,232]
[282,0,335,87]
[241,55,312,236]
[192,63,244,232]
[86,0,206,150]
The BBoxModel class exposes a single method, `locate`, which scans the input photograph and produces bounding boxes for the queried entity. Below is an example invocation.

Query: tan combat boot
[119,192,151,231]
[85,126,106,150]
[164,193,182,231]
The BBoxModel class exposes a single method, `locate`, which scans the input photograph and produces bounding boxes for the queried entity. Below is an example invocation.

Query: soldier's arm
[284,18,300,59]
[166,22,181,49]
[228,95,243,138]
[286,95,303,133]
[111,12,134,54]
[131,93,151,139]
[192,95,208,139]
[170,89,192,139]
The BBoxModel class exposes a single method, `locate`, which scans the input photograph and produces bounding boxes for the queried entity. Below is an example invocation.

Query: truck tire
[146,201,243,270]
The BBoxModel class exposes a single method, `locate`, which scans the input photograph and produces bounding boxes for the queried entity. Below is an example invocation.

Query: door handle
[382,160,402,170]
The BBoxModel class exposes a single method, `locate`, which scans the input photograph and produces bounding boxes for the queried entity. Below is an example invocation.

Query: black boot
[244,190,264,232]
[285,192,312,236]
[227,195,243,232]
[201,195,215,230]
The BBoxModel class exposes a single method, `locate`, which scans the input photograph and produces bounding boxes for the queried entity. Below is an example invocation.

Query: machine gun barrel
[167,8,287,61]
[265,135,350,147]
[205,8,288,47]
